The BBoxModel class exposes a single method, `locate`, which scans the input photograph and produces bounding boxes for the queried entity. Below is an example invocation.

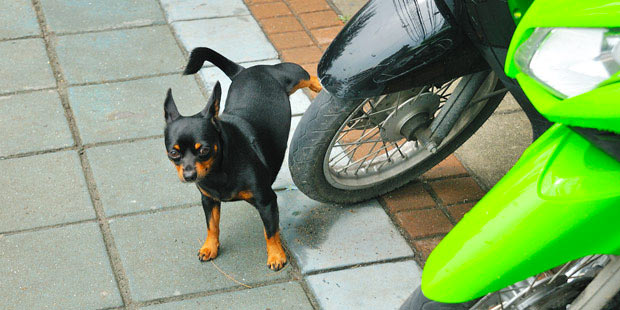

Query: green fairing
[421,124,620,303]
[505,0,620,132]
[421,0,620,303]
[516,74,620,132]
[507,0,534,24]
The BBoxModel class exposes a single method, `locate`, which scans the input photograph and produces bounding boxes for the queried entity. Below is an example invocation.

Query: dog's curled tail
[183,47,245,78]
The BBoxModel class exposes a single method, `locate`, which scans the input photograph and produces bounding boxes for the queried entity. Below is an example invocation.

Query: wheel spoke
[323,73,496,189]
[335,142,392,173]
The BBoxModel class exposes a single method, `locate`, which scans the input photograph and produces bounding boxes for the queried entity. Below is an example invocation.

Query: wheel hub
[380,92,440,142]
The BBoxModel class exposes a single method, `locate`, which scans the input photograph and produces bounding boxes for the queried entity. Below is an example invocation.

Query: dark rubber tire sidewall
[399,287,478,310]
[288,82,504,204]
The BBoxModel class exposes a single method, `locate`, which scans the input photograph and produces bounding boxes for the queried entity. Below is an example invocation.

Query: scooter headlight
[515,28,620,98]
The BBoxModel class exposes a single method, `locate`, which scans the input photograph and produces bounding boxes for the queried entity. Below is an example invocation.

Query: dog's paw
[197,242,219,262]
[267,252,287,271]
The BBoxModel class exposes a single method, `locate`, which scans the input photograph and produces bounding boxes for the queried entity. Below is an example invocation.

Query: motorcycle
[288,0,550,204]
[401,0,620,309]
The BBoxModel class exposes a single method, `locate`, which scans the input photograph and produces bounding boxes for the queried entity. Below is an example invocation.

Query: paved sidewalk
[1,1,421,309]
[1,0,533,309]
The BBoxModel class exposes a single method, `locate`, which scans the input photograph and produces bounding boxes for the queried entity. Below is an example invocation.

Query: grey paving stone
[0,0,40,40]
[69,75,207,144]
[86,138,201,216]
[141,282,312,310]
[55,26,185,85]
[273,116,301,190]
[0,223,122,309]
[306,261,421,310]
[161,0,249,22]
[455,111,532,190]
[109,204,292,302]
[0,151,95,233]
[0,39,55,93]
[331,0,366,17]
[495,93,522,113]
[278,191,414,274]
[0,90,73,156]
[173,16,277,64]
[197,59,311,114]
[40,0,164,34]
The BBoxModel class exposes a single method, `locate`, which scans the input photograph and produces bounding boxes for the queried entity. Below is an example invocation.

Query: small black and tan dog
[163,47,321,271]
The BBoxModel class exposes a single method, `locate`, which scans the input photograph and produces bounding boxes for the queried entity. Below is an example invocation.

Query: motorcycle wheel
[401,255,619,310]
[289,72,504,204]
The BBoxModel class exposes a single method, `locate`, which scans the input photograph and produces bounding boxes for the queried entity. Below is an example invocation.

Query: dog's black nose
[183,170,197,181]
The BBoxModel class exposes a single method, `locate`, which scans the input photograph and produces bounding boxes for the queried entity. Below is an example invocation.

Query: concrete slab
[69,75,206,144]
[0,39,55,93]
[455,111,532,189]
[141,282,313,310]
[495,93,521,113]
[0,0,40,40]
[172,16,277,63]
[330,0,366,17]
[0,90,73,157]
[0,223,122,309]
[55,26,185,85]
[307,261,421,310]
[109,204,292,302]
[273,116,301,190]
[160,0,249,22]
[197,59,311,114]
[0,151,95,233]
[278,190,414,274]
[86,138,201,216]
[40,0,164,34]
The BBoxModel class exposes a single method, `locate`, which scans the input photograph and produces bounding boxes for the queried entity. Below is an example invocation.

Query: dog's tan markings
[235,190,253,201]
[174,164,184,182]
[173,144,180,151]
[197,185,219,201]
[214,99,220,118]
[264,230,287,271]
[289,76,322,95]
[195,156,215,179]
[198,204,221,262]
[195,143,202,150]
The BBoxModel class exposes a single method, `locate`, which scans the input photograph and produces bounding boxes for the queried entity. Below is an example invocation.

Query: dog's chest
[197,184,252,202]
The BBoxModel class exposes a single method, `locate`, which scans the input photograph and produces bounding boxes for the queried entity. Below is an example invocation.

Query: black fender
[318,0,489,99]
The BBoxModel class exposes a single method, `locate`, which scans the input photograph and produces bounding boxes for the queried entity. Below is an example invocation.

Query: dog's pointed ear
[164,88,181,124]
[201,81,222,119]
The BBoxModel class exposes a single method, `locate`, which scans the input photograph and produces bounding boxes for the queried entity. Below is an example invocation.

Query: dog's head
[164,82,222,183]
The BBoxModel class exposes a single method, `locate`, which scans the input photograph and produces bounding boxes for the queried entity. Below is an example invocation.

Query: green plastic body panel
[516,74,620,132]
[504,0,620,132]
[421,124,620,303]
[507,0,534,24]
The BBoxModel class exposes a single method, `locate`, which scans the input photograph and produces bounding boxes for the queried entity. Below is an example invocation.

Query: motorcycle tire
[288,73,505,204]
[399,287,478,310]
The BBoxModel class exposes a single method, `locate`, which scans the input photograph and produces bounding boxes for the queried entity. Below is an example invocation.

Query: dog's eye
[199,146,210,156]
[168,149,181,159]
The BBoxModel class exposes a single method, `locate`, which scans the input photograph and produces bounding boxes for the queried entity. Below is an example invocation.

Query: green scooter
[402,0,620,309]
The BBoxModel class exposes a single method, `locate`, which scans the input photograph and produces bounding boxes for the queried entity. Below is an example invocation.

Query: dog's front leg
[198,195,220,262]
[254,190,287,271]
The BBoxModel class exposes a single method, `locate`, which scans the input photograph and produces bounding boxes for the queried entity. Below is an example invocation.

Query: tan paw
[197,242,219,262]
[267,251,287,271]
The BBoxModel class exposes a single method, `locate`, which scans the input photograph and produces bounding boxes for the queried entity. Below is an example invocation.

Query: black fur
[164,47,314,270]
